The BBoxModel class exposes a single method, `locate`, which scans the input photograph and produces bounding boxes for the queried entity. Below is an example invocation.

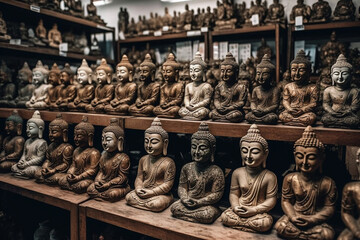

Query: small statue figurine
[153,53,184,118]
[45,63,61,110]
[87,118,131,202]
[48,23,62,48]
[0,11,11,41]
[10,62,35,108]
[171,122,225,224]
[178,4,193,31]
[221,124,277,232]
[69,0,84,18]
[244,0,267,26]
[256,38,272,64]
[35,19,48,46]
[105,55,137,115]
[179,52,213,120]
[35,114,73,184]
[210,52,248,122]
[0,61,16,107]
[129,54,160,117]
[289,0,312,24]
[265,0,285,24]
[320,31,347,69]
[321,54,360,129]
[275,126,337,240]
[125,118,176,212]
[58,116,100,193]
[214,0,237,31]
[245,54,280,124]
[310,0,331,23]
[54,63,76,111]
[279,50,319,126]
[162,7,173,30]
[11,111,48,179]
[85,59,114,113]
[87,0,106,25]
[333,0,356,21]
[0,111,25,172]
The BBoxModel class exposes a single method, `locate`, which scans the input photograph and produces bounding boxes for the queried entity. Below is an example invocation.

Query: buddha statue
[244,0,267,26]
[203,6,214,29]
[54,63,76,111]
[209,52,248,123]
[45,63,61,110]
[105,55,137,115]
[256,38,272,64]
[129,54,160,117]
[221,124,277,232]
[35,114,73,185]
[265,0,285,24]
[171,122,225,224]
[245,54,280,125]
[310,0,331,23]
[126,18,137,37]
[58,116,100,193]
[48,23,62,48]
[277,70,292,113]
[320,31,347,69]
[11,111,48,179]
[69,0,84,18]
[275,126,337,240]
[321,55,360,129]
[0,11,11,41]
[162,7,173,28]
[181,4,193,31]
[0,111,25,172]
[87,0,106,25]
[125,118,176,212]
[279,50,319,126]
[289,0,312,24]
[35,19,48,45]
[333,0,356,21]
[179,52,213,120]
[87,118,131,202]
[85,59,114,113]
[68,59,95,112]
[0,61,16,107]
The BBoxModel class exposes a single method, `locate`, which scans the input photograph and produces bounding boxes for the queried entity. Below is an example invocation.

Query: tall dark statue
[333,0,356,21]
[289,0,312,24]
[0,61,16,107]
[45,63,61,110]
[54,63,76,111]
[310,0,331,23]
[10,62,35,108]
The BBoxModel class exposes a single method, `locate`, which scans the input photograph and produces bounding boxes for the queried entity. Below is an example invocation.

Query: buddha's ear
[263,149,269,168]
[107,73,112,84]
[38,125,44,139]
[16,123,23,136]
[88,74,92,84]
[129,70,133,82]
[163,138,169,156]
[88,133,94,147]
[118,136,124,152]
[63,128,68,143]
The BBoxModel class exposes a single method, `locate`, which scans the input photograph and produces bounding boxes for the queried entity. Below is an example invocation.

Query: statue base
[214,18,237,31]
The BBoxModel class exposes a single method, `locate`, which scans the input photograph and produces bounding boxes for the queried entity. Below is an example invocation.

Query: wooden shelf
[211,24,285,36]
[119,31,206,44]
[289,21,360,32]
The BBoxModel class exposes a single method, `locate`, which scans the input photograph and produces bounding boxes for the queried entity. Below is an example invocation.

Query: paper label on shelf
[201,27,208,32]
[162,26,169,32]
[91,45,99,50]
[97,24,111,31]
[119,31,125,40]
[59,51,67,57]
[59,42,68,52]
[30,5,40,13]
[142,30,150,35]
[187,31,201,37]
[9,39,22,45]
[251,14,259,26]
[295,16,304,31]
[154,31,162,37]
[239,43,251,63]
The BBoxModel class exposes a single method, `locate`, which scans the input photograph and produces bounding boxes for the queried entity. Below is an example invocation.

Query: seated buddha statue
[58,117,100,193]
[171,122,225,224]
[310,0,332,23]
[48,23,62,48]
[321,54,360,129]
[289,0,312,24]
[85,59,114,113]
[245,54,280,124]
[129,54,160,117]
[244,0,267,26]
[279,50,319,126]
[35,114,73,185]
[221,124,278,232]
[275,126,337,240]
[105,55,137,115]
[153,53,184,118]
[209,52,248,123]
[10,62,35,108]
[125,118,176,212]
[87,118,131,202]
[265,0,285,24]
[0,61,16,107]
[11,111,48,179]
[45,63,61,110]
[333,0,356,21]
[54,63,76,111]
[0,111,25,172]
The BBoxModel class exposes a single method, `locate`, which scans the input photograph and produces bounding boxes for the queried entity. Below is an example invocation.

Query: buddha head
[256,54,275,87]
[49,113,68,143]
[220,52,239,83]
[5,110,23,136]
[27,111,45,139]
[290,50,311,85]
[96,58,113,85]
[77,59,93,85]
[17,62,32,84]
[32,60,49,86]
[60,63,74,85]
[139,54,156,82]
[74,116,95,148]
[116,54,133,83]
[190,52,207,82]
[331,54,352,88]
[144,117,168,157]
[191,122,216,164]
[102,118,124,153]
[48,63,60,86]
[162,53,180,83]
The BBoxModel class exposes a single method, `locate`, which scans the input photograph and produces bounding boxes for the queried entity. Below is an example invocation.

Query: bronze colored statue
[48,23,62,48]
[0,61,16,107]
[125,118,176,212]
[54,63,76,111]
[320,31,347,69]
[178,4,193,31]
[58,116,100,193]
[221,124,277,232]
[275,126,337,240]
[11,111,47,179]
[210,52,248,122]
[162,7,173,28]
[214,0,237,31]
[35,19,48,46]
[321,54,360,129]
[10,62,35,108]
[87,0,106,25]
[87,118,131,202]
[333,0,356,21]
[45,63,61,110]
[289,0,312,24]
[244,0,267,26]
[256,38,272,64]
[310,0,331,23]
[0,11,11,41]
[279,50,318,126]
[179,52,213,120]
[265,0,285,24]
[105,55,137,115]
[69,0,84,18]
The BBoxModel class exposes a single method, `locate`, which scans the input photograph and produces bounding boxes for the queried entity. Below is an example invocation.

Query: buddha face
[77,70,89,85]
[32,70,45,86]
[102,132,117,152]
[294,146,322,174]
[332,67,351,88]
[139,66,152,82]
[144,133,164,156]
[162,65,176,83]
[97,69,107,84]
[26,122,39,138]
[256,67,273,85]
[116,66,129,82]
[191,139,212,164]
[49,125,62,142]
[74,129,89,148]
[190,64,204,82]
[60,72,70,85]
[5,120,15,135]
[290,63,309,83]
[241,141,267,168]
[221,64,236,82]
[48,72,59,85]
[17,72,30,83]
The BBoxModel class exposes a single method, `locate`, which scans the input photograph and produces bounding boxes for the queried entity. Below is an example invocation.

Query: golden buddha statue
[48,23,62,48]
[45,63,61,110]
[53,63,76,111]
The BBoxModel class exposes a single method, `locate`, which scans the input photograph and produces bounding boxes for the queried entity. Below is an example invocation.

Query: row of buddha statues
[0,110,359,239]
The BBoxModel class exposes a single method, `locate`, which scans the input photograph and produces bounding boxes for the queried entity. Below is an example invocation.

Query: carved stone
[0,11,11,41]
[289,0,312,24]
[35,19,48,46]
[10,62,35,108]
[214,0,237,31]
[256,38,272,64]
[310,0,331,23]
[0,60,16,107]
[244,0,267,26]
[87,0,106,25]
[69,0,84,18]
[48,23,62,48]
[45,63,61,110]
[320,31,347,69]
[333,0,356,21]
[53,63,76,111]
[265,0,285,24]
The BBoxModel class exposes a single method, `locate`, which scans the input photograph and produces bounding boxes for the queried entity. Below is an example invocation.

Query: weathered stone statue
[279,50,318,126]
[221,124,277,232]
[310,0,331,23]
[275,126,337,240]
[54,63,76,111]
[105,55,137,115]
[0,61,16,107]
[125,118,176,212]
[87,0,106,25]
[162,7,173,29]
[289,0,312,24]
[320,31,347,69]
[214,0,237,31]
[11,111,47,179]
[45,63,61,110]
[179,52,213,120]
[256,38,272,64]
[265,0,285,24]
[0,11,11,41]
[333,0,356,21]
[171,122,224,224]
[203,6,215,29]
[129,54,160,117]
[321,54,360,129]
[69,0,84,18]
[48,23,62,48]
[58,117,100,193]
[11,62,35,108]
[244,0,267,26]
[0,111,25,172]
[210,52,248,122]
[35,19,48,46]
[35,114,73,185]
[87,118,131,202]
[178,4,193,31]
[245,54,280,124]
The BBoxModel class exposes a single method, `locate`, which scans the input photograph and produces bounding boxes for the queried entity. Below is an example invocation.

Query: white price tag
[251,14,259,26]
[154,30,162,37]
[97,24,111,31]
[119,31,125,40]
[162,26,169,32]
[59,51,67,57]
[30,5,40,13]
[200,27,208,32]
[91,45,99,50]
[142,30,150,35]
[186,31,201,37]
[10,39,22,45]
[59,42,68,52]
[295,16,304,31]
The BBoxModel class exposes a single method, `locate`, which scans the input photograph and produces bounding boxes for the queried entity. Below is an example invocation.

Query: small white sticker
[154,30,162,37]
[201,27,208,32]
[187,31,201,37]
[162,26,169,32]
[30,5,40,13]
[295,16,303,26]
[59,42,68,52]
[251,14,259,26]
[119,31,125,40]
[142,30,150,35]
[59,51,67,57]
[10,39,22,45]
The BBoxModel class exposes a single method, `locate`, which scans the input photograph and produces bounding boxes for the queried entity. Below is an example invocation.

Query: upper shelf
[289,21,360,32]
[211,23,286,37]
[118,31,206,44]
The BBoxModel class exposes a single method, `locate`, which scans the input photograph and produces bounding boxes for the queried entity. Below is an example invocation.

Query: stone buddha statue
[162,7,173,28]
[256,38,272,64]
[35,19,48,45]
[333,0,356,21]
[321,54,360,129]
[179,52,213,120]
[125,118,176,212]
[129,54,160,117]
[69,0,84,18]
[58,116,100,193]
[48,23,62,48]
[289,0,312,24]
[68,59,95,112]
[0,111,25,172]
[11,62,35,108]
[54,63,76,111]
[279,50,319,126]
[35,114,73,185]
[11,111,48,179]
[275,126,337,240]
[310,0,331,23]
[221,124,277,232]
[87,118,131,202]
[0,61,16,107]
[265,0,285,24]
[45,63,61,110]
[171,122,225,224]
[245,54,280,124]
[244,0,267,26]
[87,0,105,25]
[105,55,137,115]
[320,31,347,70]
[210,52,248,122]
[85,59,114,113]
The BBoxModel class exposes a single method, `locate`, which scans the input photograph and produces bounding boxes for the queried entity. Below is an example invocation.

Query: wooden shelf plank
[118,32,205,44]
[211,24,285,36]
[290,21,360,32]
